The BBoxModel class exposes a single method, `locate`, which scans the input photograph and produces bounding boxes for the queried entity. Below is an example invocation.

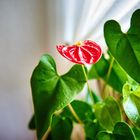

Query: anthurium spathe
[56,40,102,64]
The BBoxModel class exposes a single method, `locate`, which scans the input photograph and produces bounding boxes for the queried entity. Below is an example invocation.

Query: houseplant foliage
[29,9,140,140]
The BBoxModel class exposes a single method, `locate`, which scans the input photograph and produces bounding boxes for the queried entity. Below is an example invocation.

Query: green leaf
[31,54,86,139]
[96,122,135,140]
[51,115,73,140]
[96,131,115,140]
[133,127,140,140]
[61,100,95,122]
[84,120,103,140]
[104,9,140,83]
[28,115,35,130]
[84,121,97,140]
[88,55,128,93]
[94,97,121,131]
[113,122,135,140]
[123,82,140,128]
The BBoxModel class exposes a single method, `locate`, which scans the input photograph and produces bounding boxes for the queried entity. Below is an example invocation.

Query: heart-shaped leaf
[123,82,140,128]
[31,54,86,139]
[88,55,128,93]
[96,122,135,140]
[94,97,121,131]
[104,9,140,83]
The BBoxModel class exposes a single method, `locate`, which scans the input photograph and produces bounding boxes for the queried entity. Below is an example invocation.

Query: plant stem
[43,104,82,140]
[42,127,51,140]
[81,65,94,104]
[68,104,82,124]
[101,57,115,98]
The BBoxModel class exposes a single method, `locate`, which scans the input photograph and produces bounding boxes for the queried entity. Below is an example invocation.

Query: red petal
[56,40,102,64]
[57,45,80,63]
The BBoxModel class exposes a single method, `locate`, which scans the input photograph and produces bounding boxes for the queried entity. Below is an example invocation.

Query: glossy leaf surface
[94,97,121,131]
[123,82,140,128]
[31,54,86,139]
[104,9,140,83]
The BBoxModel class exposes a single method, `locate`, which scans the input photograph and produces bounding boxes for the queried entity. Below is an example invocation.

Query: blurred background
[0,0,140,139]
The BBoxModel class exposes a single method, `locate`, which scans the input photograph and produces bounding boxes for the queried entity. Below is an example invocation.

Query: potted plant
[28,9,140,140]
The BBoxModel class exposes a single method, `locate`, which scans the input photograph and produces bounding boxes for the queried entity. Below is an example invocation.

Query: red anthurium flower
[56,40,102,64]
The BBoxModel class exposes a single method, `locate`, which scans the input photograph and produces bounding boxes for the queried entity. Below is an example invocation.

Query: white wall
[0,0,45,139]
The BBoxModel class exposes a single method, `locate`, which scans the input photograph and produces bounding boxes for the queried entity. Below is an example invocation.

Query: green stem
[101,57,115,97]
[68,104,82,124]
[81,65,94,104]
[43,104,83,139]
[42,127,51,140]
